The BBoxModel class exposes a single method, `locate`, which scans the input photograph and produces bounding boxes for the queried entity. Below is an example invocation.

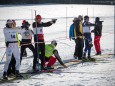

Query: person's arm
[32,19,57,28]
[86,22,95,26]
[53,50,67,68]
[69,24,73,40]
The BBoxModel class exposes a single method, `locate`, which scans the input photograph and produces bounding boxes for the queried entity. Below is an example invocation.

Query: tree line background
[0,0,115,5]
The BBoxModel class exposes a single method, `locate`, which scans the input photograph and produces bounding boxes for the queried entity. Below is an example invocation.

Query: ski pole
[0,52,6,64]
[35,10,40,73]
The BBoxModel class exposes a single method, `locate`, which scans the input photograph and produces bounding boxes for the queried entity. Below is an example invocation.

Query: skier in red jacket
[32,15,57,70]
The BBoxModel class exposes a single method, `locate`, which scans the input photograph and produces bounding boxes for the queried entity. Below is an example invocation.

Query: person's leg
[74,39,78,59]
[40,42,45,69]
[34,35,39,69]
[97,36,101,54]
[84,38,88,57]
[47,56,56,67]
[87,34,92,58]
[4,48,12,72]
[13,46,20,71]
[7,54,16,76]
[94,36,98,53]
[27,44,37,69]
[13,45,23,77]
[77,38,83,60]
[20,45,26,62]
[20,41,27,57]
[11,54,16,74]
[3,48,12,78]
[7,54,13,76]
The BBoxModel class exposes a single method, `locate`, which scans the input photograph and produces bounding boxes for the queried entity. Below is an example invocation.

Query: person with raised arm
[32,15,57,71]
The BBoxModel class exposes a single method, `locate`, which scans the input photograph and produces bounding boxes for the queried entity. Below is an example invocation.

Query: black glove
[88,43,93,47]
[6,42,9,47]
[52,19,57,23]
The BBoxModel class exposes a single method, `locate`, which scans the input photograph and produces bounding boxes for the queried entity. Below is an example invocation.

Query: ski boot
[83,52,86,58]
[96,51,101,55]
[82,58,89,62]
[7,73,15,78]
[15,70,23,78]
[88,56,96,62]
[73,55,78,59]
[47,66,54,69]
[3,72,8,80]
[41,66,47,70]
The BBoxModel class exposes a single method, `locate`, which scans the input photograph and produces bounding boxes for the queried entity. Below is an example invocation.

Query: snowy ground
[0,4,114,86]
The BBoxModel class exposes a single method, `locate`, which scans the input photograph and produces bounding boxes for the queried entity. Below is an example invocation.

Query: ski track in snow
[0,56,115,86]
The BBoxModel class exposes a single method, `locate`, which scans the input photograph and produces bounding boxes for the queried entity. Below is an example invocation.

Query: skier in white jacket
[3,19,25,79]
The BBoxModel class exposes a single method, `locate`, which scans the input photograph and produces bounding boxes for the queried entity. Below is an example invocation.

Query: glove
[89,43,93,47]
[52,19,57,23]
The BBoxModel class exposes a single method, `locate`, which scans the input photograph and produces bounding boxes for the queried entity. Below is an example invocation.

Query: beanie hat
[22,20,26,25]
[36,15,42,20]
[22,20,30,26]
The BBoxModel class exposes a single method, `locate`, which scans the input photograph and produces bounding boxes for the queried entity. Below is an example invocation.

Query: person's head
[84,15,89,22]
[51,40,57,46]
[22,20,30,29]
[78,15,83,21]
[22,20,26,26]
[73,17,77,22]
[6,19,13,28]
[95,17,100,23]
[35,15,42,23]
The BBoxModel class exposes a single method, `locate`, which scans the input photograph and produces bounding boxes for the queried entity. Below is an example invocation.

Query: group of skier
[2,15,67,79]
[2,14,103,79]
[69,15,103,61]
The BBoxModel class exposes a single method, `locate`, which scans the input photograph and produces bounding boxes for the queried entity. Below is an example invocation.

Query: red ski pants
[94,36,101,53]
[44,56,56,67]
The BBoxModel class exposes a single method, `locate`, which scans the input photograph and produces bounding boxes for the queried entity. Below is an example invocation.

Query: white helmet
[51,40,57,46]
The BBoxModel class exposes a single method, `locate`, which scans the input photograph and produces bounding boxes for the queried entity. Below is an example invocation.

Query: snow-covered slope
[0,4,114,86]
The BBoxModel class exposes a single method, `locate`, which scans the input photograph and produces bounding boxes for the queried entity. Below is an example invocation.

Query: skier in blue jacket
[69,16,84,60]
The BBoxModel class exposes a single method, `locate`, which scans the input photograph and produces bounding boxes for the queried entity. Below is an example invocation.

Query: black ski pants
[20,39,37,68]
[34,35,45,68]
[74,38,83,59]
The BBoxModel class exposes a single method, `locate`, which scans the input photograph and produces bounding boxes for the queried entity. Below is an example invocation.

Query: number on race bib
[11,34,16,38]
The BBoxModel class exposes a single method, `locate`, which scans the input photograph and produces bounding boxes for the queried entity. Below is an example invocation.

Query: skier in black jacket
[91,17,103,55]
[32,14,57,70]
